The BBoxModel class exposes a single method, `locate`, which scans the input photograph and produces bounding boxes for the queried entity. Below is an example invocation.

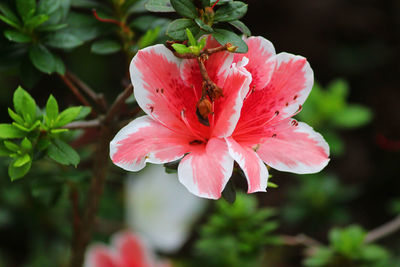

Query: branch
[104,84,133,124]
[66,71,108,111]
[59,74,94,114]
[365,215,400,243]
[280,234,323,247]
[63,119,101,130]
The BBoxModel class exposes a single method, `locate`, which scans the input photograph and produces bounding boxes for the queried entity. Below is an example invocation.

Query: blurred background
[0,0,399,266]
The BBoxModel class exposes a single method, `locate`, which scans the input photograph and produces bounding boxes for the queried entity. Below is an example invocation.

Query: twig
[365,215,400,243]
[281,234,323,247]
[69,184,81,249]
[59,74,94,114]
[66,72,108,111]
[63,119,101,129]
[104,84,133,124]
[168,43,234,59]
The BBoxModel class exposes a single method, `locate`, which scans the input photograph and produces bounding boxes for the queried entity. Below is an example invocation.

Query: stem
[281,234,323,247]
[211,0,220,9]
[63,119,101,129]
[365,215,400,243]
[104,84,133,124]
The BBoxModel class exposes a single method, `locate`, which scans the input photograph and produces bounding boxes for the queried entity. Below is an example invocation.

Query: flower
[110,36,329,199]
[84,231,170,267]
[125,164,207,253]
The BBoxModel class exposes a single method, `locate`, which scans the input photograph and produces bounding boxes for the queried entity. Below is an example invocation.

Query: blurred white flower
[125,164,208,253]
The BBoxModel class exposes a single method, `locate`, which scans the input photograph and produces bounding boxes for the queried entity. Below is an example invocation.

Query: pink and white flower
[84,231,170,267]
[110,36,329,199]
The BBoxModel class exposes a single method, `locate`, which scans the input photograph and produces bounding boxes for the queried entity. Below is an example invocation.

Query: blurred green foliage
[193,194,281,267]
[304,225,391,267]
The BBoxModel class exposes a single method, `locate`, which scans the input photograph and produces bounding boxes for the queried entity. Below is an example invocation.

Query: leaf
[13,86,37,124]
[47,139,80,166]
[0,14,21,29]
[44,31,84,49]
[167,18,199,41]
[138,27,161,49]
[46,94,59,123]
[53,54,66,75]
[229,20,251,36]
[4,140,19,152]
[25,14,49,29]
[214,1,247,22]
[186,28,197,46]
[212,28,248,53]
[194,18,213,32]
[8,108,24,124]
[267,182,278,188]
[332,105,372,128]
[126,0,148,14]
[21,137,33,151]
[14,154,31,167]
[91,40,121,55]
[172,43,191,54]
[37,23,68,32]
[54,106,82,127]
[9,159,32,181]
[0,3,21,27]
[29,44,56,74]
[16,0,36,22]
[0,124,26,139]
[38,0,61,15]
[221,179,236,203]
[170,0,198,19]
[0,142,10,156]
[210,0,232,6]
[145,0,174,12]
[201,0,210,8]
[3,30,31,43]
[75,106,91,120]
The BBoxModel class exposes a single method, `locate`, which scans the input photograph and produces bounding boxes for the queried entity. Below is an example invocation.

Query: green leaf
[54,106,82,127]
[194,18,213,32]
[0,3,21,27]
[4,140,19,152]
[332,105,372,128]
[0,14,21,29]
[13,86,37,124]
[0,124,26,139]
[8,108,24,124]
[186,28,197,46]
[170,0,198,19]
[130,16,171,32]
[38,0,61,15]
[267,182,278,188]
[29,44,56,74]
[4,30,31,43]
[44,31,84,49]
[229,20,251,36]
[212,28,248,53]
[214,1,247,22]
[91,40,122,55]
[210,0,232,6]
[172,43,191,54]
[9,159,32,181]
[21,137,33,151]
[126,0,147,14]
[37,23,68,32]
[75,106,91,120]
[167,18,199,41]
[221,179,236,203]
[0,142,10,156]
[53,54,66,75]
[16,0,36,22]
[46,94,59,123]
[47,139,80,166]
[201,0,210,8]
[145,0,174,12]
[25,14,49,29]
[138,27,161,49]
[14,154,31,167]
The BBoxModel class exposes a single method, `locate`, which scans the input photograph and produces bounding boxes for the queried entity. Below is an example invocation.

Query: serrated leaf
[229,20,250,36]
[91,40,121,55]
[45,31,83,49]
[13,154,31,167]
[46,94,59,123]
[54,106,82,127]
[0,124,26,139]
[9,159,31,181]
[171,0,198,19]
[214,1,247,22]
[194,18,213,32]
[167,18,199,41]
[16,0,36,22]
[145,0,174,12]
[29,44,56,74]
[212,28,248,53]
[13,86,37,124]
[4,30,31,43]
[47,139,80,166]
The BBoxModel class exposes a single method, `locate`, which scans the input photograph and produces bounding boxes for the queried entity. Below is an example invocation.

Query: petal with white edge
[110,116,191,172]
[233,36,276,90]
[84,245,117,267]
[178,138,234,199]
[225,137,268,193]
[257,119,329,174]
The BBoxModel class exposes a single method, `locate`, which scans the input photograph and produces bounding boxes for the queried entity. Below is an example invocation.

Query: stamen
[148,107,182,135]
[291,105,303,116]
[181,109,206,141]
[236,110,280,136]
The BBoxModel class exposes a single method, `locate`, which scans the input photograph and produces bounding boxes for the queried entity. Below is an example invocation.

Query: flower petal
[225,137,268,193]
[257,119,329,174]
[233,36,276,90]
[180,36,233,91]
[110,116,190,172]
[84,245,117,267]
[130,44,194,129]
[212,59,252,137]
[177,138,234,199]
[112,232,152,267]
